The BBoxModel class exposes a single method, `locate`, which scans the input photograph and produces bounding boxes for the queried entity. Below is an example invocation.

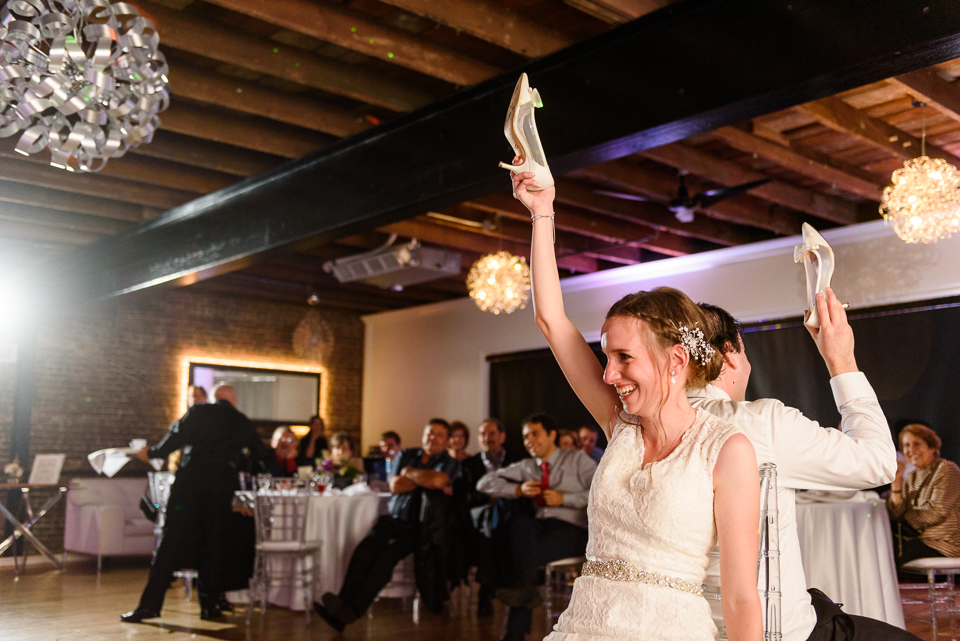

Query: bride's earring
[670,370,676,385]
[793,222,835,329]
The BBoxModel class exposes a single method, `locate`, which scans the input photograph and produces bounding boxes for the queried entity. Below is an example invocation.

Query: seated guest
[477,413,597,641]
[448,421,471,461]
[270,427,300,477]
[189,385,208,406]
[314,419,459,632]
[459,418,519,616]
[329,431,366,475]
[367,431,402,483]
[888,422,960,574]
[296,415,328,466]
[557,429,581,450]
[578,423,604,463]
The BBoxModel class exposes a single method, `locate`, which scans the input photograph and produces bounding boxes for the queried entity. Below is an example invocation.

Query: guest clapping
[888,423,960,569]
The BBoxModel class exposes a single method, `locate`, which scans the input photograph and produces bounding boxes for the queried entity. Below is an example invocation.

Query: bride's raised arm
[511,167,619,437]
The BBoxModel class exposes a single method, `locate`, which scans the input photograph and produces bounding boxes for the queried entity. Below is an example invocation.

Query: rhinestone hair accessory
[678,325,716,364]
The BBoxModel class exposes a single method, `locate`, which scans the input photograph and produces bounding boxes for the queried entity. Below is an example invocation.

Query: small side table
[0,483,68,575]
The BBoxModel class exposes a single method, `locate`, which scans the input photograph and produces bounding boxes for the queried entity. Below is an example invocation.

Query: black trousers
[806,587,922,641]
[338,515,418,617]
[501,514,589,634]
[137,467,235,612]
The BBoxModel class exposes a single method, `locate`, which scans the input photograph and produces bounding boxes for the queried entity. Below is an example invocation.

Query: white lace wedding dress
[546,408,742,640]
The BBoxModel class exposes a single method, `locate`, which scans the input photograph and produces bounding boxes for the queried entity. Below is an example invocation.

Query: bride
[513,165,762,641]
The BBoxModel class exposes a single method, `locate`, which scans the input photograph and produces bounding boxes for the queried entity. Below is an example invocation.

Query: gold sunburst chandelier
[466,250,530,315]
[880,101,960,244]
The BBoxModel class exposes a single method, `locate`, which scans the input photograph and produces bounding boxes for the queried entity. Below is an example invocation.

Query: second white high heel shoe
[498,73,554,191]
[793,222,835,328]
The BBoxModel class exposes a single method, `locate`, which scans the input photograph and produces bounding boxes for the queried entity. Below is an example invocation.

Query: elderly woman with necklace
[888,423,960,574]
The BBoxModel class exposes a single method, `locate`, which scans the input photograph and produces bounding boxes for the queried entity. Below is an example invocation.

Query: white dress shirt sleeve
[476,459,532,498]
[770,371,897,490]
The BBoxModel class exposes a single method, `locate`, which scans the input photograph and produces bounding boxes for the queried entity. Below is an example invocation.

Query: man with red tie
[477,413,597,641]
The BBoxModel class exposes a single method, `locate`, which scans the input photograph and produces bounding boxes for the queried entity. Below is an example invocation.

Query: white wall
[361,220,960,452]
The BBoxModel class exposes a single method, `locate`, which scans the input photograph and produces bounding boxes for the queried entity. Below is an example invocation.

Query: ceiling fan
[595,173,772,223]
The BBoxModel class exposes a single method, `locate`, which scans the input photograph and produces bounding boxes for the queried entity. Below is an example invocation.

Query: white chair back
[706,463,781,641]
[146,471,176,548]
[251,487,313,548]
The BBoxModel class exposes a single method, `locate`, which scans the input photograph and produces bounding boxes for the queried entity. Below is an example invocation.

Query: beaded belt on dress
[581,559,705,597]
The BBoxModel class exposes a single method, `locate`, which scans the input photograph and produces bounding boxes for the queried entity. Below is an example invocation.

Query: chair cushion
[902,557,960,571]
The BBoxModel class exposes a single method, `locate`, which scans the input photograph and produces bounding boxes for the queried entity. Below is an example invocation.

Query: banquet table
[795,490,905,628]
[241,490,390,611]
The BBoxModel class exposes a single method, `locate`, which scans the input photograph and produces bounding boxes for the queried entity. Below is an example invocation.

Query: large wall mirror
[189,362,320,424]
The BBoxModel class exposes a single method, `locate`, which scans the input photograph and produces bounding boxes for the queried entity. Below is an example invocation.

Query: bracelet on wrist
[531,212,555,223]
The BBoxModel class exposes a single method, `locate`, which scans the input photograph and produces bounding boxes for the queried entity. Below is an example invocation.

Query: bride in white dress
[510,165,762,641]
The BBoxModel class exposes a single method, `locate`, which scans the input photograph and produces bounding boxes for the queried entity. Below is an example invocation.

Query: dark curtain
[745,297,960,463]
[488,345,606,458]
[488,296,960,465]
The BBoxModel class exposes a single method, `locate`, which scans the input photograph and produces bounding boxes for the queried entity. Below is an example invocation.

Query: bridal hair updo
[605,286,723,388]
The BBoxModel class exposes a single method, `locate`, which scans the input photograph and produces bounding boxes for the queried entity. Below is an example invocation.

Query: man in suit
[121,384,272,623]
[477,413,597,641]
[458,418,519,616]
[314,419,459,632]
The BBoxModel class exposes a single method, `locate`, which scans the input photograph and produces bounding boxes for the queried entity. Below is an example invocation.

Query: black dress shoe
[120,607,160,623]
[312,602,345,633]
[200,605,223,621]
[216,593,234,612]
[322,592,359,624]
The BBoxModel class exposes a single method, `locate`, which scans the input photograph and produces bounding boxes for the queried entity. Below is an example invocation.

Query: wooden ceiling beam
[379,219,600,273]
[800,95,958,163]
[564,0,668,23]
[376,0,574,58]
[463,193,710,257]
[167,62,370,138]
[889,69,960,126]
[574,160,802,236]
[642,142,861,224]
[0,202,134,236]
[140,1,433,112]
[0,180,147,222]
[423,210,642,265]
[130,131,281,177]
[709,126,886,200]
[189,277,396,313]
[161,103,330,158]
[0,154,193,210]
[0,218,103,245]
[204,0,499,86]
[551,178,767,246]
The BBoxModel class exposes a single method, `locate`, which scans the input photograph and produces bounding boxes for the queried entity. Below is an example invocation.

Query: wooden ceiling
[6,0,960,313]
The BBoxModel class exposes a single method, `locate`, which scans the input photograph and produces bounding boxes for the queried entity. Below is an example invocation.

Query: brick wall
[0,288,364,554]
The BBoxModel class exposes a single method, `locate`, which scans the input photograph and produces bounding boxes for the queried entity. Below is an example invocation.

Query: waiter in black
[121,384,271,623]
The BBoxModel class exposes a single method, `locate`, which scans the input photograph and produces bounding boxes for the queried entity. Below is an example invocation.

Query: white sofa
[64,477,156,572]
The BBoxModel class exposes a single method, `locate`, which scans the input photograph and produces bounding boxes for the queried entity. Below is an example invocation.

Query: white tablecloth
[267,492,390,610]
[795,490,905,628]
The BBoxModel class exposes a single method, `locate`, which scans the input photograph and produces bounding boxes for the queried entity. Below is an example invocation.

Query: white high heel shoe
[498,73,554,191]
[793,223,835,328]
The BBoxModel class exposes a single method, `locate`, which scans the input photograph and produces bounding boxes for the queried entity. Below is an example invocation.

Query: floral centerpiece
[4,459,23,484]
[315,450,364,489]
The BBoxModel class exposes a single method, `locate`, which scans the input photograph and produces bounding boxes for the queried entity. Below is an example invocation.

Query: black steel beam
[39,0,960,299]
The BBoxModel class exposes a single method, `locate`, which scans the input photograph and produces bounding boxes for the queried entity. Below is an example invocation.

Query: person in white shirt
[691,291,917,641]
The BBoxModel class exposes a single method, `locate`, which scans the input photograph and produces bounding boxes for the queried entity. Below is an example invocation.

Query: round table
[795,491,905,628]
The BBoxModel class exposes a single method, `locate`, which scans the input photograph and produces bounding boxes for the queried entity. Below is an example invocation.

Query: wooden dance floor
[0,555,943,641]
[0,555,543,641]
